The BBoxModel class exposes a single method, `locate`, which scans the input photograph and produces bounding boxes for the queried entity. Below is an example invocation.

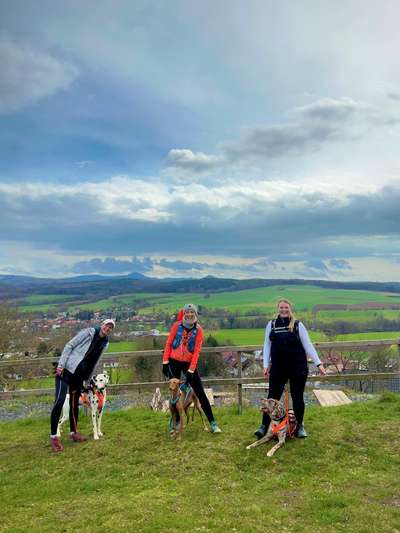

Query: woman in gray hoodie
[49,319,115,452]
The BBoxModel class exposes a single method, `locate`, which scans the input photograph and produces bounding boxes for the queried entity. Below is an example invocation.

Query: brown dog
[168,378,208,438]
[246,398,297,457]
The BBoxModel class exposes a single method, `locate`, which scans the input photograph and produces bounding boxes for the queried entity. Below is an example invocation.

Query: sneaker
[254,424,267,439]
[50,436,64,453]
[210,421,222,433]
[296,424,308,438]
[169,419,180,433]
[69,432,88,443]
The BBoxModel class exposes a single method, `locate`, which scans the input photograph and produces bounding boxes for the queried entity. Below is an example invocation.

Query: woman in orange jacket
[163,303,221,433]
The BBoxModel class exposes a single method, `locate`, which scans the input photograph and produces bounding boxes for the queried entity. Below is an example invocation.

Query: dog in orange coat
[246,398,297,457]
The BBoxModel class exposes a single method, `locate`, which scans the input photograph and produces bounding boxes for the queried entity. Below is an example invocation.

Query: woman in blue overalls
[254,299,326,439]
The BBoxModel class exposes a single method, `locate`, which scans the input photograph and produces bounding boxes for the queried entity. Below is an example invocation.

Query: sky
[1,0,400,281]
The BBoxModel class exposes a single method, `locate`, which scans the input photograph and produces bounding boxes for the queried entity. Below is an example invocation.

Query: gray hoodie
[58,327,109,376]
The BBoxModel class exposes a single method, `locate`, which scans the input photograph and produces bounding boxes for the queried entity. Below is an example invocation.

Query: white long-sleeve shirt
[262,320,321,368]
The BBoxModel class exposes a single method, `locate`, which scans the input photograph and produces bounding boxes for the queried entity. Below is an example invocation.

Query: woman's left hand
[318,364,326,375]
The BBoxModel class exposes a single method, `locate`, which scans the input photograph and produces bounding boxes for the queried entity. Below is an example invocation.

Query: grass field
[133,285,400,315]
[17,284,400,318]
[1,396,400,531]
[107,329,400,352]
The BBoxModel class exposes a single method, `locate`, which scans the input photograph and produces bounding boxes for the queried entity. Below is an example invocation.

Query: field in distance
[16,284,400,319]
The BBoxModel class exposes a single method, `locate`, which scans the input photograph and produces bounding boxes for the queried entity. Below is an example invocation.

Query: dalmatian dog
[57,372,109,440]
[246,398,297,457]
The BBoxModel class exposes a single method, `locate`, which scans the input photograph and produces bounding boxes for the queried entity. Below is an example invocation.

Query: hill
[2,273,400,302]
[1,396,399,531]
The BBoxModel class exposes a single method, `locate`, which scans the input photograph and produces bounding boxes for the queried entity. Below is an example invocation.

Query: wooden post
[237,351,243,414]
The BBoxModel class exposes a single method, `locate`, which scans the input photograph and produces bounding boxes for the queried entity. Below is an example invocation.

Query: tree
[367,348,398,372]
[204,335,219,347]
[134,356,155,382]
[36,341,49,356]
[0,302,19,358]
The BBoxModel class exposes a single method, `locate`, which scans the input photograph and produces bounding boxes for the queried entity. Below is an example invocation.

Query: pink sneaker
[50,436,64,453]
[69,432,88,443]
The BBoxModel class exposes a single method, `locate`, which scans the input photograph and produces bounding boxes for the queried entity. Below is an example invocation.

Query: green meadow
[17,284,400,317]
[133,285,400,315]
[107,329,400,352]
[1,396,400,532]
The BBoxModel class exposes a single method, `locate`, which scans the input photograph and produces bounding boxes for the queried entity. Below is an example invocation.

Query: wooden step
[313,389,352,406]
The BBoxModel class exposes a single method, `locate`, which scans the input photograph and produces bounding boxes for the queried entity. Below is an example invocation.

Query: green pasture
[1,396,400,531]
[17,294,82,312]
[134,284,400,314]
[315,309,400,323]
[22,294,79,305]
[199,329,400,346]
[108,340,140,352]
[16,284,400,320]
[108,329,400,352]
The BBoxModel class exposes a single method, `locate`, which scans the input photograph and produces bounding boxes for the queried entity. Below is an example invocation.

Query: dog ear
[277,402,286,419]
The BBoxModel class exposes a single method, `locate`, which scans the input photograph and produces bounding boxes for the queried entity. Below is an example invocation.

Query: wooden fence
[1,339,399,412]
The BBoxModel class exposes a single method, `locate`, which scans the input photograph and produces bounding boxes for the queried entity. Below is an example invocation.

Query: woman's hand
[162,362,170,377]
[263,367,270,379]
[318,364,326,376]
[55,367,63,376]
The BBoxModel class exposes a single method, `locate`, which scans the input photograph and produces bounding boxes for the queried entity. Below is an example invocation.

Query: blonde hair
[276,299,296,332]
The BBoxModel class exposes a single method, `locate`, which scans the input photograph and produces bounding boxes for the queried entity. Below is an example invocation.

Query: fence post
[237,351,243,414]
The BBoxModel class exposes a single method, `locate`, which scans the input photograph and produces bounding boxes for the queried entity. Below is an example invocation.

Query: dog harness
[169,383,193,406]
[271,390,297,438]
[81,389,105,412]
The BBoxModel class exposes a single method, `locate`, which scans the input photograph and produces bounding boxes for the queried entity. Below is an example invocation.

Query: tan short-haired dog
[168,378,208,439]
[246,398,297,457]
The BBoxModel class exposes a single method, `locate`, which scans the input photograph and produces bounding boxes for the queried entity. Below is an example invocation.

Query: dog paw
[98,432,103,437]
[93,435,99,440]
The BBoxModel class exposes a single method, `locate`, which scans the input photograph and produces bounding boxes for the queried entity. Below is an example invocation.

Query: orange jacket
[163,321,204,372]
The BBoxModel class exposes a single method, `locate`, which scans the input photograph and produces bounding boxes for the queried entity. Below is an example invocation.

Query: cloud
[71,256,153,275]
[70,255,245,276]
[304,259,329,272]
[163,97,397,176]
[158,258,208,271]
[0,33,78,114]
[164,149,225,179]
[387,91,400,101]
[329,259,352,270]
[1,176,400,266]
[292,97,367,122]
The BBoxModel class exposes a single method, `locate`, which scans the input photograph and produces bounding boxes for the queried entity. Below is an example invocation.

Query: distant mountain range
[0,271,150,284]
[1,272,400,301]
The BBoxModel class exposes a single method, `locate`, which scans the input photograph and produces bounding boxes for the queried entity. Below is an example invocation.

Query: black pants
[50,371,83,435]
[261,368,308,428]
[167,358,215,423]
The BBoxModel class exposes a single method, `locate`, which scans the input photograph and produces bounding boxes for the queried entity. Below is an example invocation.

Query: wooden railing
[1,339,399,410]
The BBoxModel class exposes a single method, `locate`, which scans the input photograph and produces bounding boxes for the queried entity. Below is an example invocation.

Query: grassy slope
[107,330,400,352]
[1,397,400,532]
[17,284,400,315]
[134,285,400,314]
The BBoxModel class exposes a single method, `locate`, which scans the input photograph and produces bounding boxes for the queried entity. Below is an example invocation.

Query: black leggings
[261,369,308,427]
[50,371,83,435]
[167,358,215,423]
